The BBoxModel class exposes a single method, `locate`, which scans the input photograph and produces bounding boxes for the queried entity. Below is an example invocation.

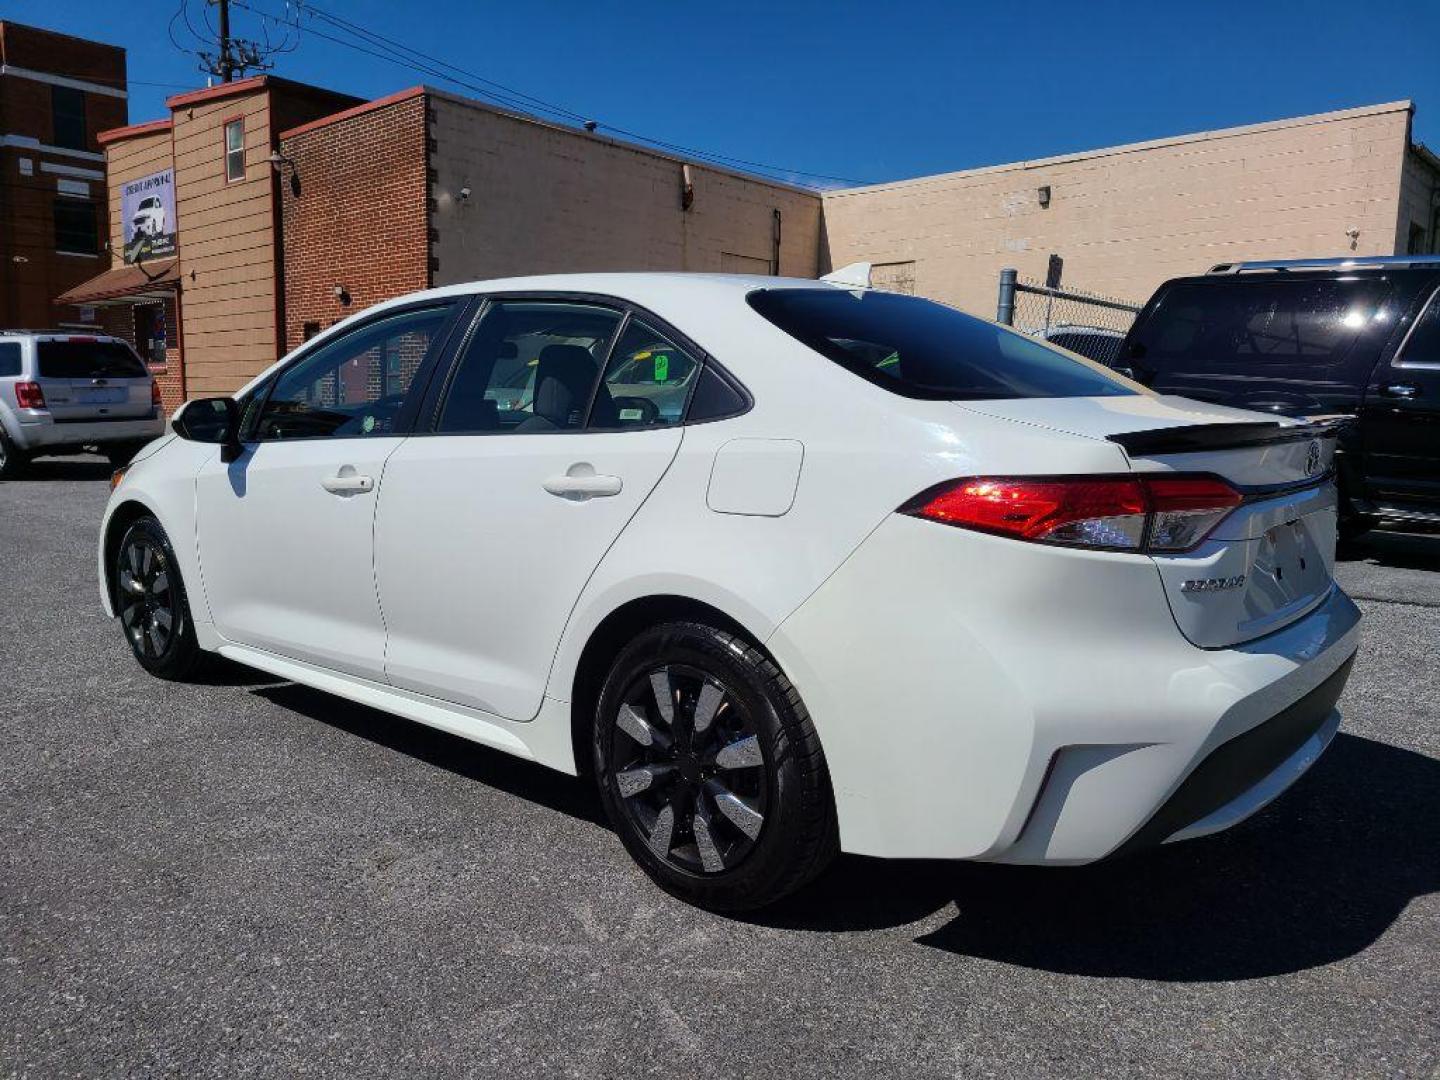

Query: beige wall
[1397,144,1440,253]
[429,92,822,286]
[171,85,279,397]
[822,101,1418,316]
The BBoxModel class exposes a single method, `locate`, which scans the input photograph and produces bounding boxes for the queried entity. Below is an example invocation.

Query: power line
[229,0,867,186]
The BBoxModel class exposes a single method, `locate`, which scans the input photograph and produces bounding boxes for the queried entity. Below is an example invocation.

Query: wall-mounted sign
[121,169,176,263]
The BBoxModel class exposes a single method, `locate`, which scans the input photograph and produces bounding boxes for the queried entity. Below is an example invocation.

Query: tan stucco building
[825,100,1440,312]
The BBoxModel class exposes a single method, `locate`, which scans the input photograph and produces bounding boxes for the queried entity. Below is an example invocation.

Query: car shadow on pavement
[1337,527,1440,572]
[752,734,1439,981]
[252,682,606,826]
[16,458,115,481]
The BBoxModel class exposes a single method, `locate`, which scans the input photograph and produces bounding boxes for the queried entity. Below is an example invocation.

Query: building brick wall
[0,21,126,329]
[279,92,431,351]
[428,91,822,285]
[821,101,1419,315]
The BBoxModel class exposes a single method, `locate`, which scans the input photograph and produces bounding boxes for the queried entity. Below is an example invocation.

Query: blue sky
[17,0,1440,188]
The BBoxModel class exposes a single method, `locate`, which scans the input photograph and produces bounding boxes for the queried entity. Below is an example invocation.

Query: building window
[52,86,87,150]
[224,118,245,182]
[54,199,98,254]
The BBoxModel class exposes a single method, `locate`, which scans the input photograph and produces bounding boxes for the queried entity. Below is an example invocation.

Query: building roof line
[278,85,426,141]
[97,118,174,146]
[421,84,823,197]
[824,99,1417,199]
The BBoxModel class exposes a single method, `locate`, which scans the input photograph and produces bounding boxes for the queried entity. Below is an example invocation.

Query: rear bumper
[8,410,165,450]
[767,514,1361,864]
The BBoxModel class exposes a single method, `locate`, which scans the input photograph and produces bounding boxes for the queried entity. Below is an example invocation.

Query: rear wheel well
[569,595,755,776]
[102,501,154,609]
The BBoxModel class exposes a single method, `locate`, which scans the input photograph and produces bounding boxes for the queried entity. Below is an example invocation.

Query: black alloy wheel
[117,530,176,661]
[609,663,768,876]
[594,621,837,911]
[113,516,208,680]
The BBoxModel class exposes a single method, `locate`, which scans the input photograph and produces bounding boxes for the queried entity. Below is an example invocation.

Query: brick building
[0,21,127,330]
[278,87,822,351]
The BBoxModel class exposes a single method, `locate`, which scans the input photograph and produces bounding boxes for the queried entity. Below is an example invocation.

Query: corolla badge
[1181,574,1247,593]
[1305,439,1323,477]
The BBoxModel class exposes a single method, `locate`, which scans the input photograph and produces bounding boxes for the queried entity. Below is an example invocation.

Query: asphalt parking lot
[2,458,1437,1079]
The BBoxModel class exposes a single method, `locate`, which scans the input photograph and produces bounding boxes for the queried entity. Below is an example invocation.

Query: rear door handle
[320,472,375,495]
[1380,383,1421,399]
[543,473,623,499]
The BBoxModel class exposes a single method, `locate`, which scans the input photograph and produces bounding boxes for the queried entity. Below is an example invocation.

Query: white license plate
[78,388,126,404]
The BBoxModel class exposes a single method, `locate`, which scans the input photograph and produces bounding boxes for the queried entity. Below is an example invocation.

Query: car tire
[593,620,837,911]
[114,516,210,681]
[0,429,27,480]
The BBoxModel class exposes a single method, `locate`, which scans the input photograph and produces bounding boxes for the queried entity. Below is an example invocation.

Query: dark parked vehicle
[1114,256,1440,535]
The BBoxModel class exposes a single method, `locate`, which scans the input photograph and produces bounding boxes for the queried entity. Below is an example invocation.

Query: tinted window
[599,319,699,427]
[52,86,86,150]
[0,343,20,378]
[748,289,1133,400]
[37,340,146,379]
[254,304,453,441]
[54,199,98,255]
[686,365,748,422]
[437,302,622,433]
[1129,279,1392,373]
[1396,290,1440,366]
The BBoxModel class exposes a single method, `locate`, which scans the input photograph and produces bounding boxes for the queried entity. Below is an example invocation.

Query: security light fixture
[334,285,351,306]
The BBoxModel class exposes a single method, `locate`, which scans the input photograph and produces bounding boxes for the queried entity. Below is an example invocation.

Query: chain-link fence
[995,268,1141,367]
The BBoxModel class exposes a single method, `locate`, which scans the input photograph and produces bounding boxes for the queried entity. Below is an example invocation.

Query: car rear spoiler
[1107,416,1354,456]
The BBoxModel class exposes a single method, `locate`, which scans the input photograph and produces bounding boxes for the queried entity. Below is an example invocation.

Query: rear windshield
[37,340,147,379]
[1126,278,1392,373]
[748,289,1134,400]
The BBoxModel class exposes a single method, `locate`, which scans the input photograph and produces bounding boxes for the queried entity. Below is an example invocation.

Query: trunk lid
[33,337,153,423]
[955,393,1342,647]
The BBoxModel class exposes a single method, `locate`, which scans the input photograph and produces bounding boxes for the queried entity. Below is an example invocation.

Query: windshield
[1126,278,1393,375]
[36,340,147,379]
[748,288,1135,400]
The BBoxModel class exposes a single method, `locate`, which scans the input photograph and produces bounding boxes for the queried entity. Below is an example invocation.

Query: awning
[56,260,179,307]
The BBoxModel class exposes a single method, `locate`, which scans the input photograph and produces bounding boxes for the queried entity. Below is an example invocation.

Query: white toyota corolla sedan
[99,270,1361,910]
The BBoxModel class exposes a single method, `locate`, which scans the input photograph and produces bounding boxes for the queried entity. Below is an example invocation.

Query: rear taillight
[14,381,45,409]
[150,380,162,409]
[902,474,1243,553]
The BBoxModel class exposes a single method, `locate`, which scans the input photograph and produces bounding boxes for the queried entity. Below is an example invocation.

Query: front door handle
[320,472,375,495]
[1380,383,1421,399]
[543,472,623,499]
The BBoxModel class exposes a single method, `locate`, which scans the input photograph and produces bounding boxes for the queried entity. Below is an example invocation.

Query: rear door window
[0,343,20,377]
[36,340,148,379]
[436,301,622,433]
[597,319,700,428]
[1127,279,1392,376]
[748,288,1133,400]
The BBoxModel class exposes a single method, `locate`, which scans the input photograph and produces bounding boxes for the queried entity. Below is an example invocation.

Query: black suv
[1115,256,1440,535]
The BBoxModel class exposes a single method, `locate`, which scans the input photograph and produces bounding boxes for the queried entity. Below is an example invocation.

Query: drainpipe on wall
[771,209,782,276]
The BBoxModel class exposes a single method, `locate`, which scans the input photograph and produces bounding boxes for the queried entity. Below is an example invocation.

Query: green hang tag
[653,354,670,382]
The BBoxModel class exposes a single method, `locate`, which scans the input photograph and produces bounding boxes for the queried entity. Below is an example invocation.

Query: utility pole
[196,0,272,83]
[215,0,233,81]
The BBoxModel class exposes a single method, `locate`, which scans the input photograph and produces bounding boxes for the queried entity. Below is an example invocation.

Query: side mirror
[172,397,244,463]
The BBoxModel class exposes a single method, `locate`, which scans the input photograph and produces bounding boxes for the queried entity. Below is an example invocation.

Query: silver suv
[0,330,165,478]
